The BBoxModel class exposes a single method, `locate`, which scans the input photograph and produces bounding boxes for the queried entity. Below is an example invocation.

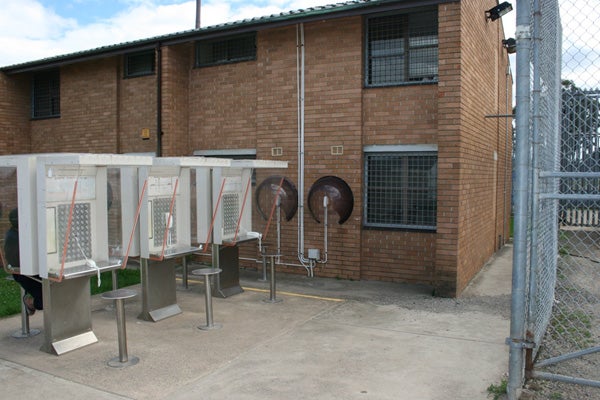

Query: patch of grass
[0,270,24,317]
[90,269,140,295]
[0,268,140,318]
[487,379,507,400]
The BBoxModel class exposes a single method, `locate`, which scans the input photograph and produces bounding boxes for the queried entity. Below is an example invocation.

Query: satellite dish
[308,176,354,224]
[255,176,298,221]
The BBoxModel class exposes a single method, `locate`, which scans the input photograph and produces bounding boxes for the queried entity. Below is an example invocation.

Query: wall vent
[331,145,344,155]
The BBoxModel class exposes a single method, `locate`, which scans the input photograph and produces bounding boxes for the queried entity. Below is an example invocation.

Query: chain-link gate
[508,1,600,399]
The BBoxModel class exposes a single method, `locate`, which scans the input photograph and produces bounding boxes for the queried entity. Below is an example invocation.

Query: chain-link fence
[508,1,600,399]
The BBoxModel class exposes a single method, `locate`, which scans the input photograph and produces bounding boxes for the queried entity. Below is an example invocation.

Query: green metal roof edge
[1,0,447,73]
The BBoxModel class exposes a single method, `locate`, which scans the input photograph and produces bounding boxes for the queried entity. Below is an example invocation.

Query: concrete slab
[0,245,513,400]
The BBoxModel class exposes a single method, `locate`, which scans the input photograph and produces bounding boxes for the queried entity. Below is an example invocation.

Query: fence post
[508,0,533,398]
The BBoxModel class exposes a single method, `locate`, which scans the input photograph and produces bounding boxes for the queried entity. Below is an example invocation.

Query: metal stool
[101,288,139,368]
[4,277,41,339]
[263,255,282,304]
[13,287,42,338]
[191,268,222,330]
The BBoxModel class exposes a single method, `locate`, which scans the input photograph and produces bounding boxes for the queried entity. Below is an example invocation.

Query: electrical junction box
[308,248,320,260]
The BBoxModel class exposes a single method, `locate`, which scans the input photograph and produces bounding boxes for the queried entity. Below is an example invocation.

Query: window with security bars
[124,50,155,78]
[32,69,60,119]
[195,33,256,67]
[364,152,437,229]
[366,8,438,87]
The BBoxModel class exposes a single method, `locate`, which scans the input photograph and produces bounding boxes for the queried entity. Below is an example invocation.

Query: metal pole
[182,256,188,289]
[263,255,282,303]
[115,298,129,363]
[204,274,214,327]
[259,246,268,282]
[195,0,201,29]
[112,269,118,290]
[11,287,41,338]
[508,0,533,398]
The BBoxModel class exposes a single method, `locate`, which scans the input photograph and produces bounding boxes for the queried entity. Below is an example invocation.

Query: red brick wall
[438,0,513,295]
[433,2,462,296]
[362,83,438,283]
[30,59,118,152]
[27,57,157,155]
[454,0,513,293]
[161,44,190,157]
[0,72,30,155]
[188,52,258,151]
[253,20,363,279]
[119,57,158,155]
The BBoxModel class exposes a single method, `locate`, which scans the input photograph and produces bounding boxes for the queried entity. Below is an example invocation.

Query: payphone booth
[36,153,152,355]
[137,157,230,322]
[197,160,288,297]
[0,155,38,277]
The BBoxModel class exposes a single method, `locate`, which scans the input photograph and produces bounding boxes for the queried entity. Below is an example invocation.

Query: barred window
[32,69,60,119]
[195,33,256,67]
[364,150,437,230]
[124,50,155,78]
[366,8,438,87]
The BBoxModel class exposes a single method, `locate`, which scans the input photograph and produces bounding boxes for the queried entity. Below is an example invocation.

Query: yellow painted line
[241,286,344,302]
[178,276,344,302]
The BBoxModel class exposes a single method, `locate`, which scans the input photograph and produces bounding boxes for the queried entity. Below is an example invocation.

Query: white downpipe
[318,196,328,264]
[297,23,309,267]
[276,197,282,262]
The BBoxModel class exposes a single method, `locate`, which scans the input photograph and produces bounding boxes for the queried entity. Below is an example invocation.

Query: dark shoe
[23,294,35,316]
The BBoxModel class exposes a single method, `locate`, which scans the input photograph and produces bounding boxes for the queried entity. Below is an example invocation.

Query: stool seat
[102,288,137,301]
[191,267,222,277]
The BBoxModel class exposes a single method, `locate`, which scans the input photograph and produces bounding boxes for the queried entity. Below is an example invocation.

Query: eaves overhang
[1,0,454,74]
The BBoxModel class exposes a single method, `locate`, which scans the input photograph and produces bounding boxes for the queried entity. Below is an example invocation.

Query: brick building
[0,0,512,296]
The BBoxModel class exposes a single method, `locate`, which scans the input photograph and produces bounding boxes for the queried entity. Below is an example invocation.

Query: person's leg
[13,274,43,310]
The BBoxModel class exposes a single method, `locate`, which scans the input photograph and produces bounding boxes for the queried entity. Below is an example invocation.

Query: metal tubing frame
[530,371,600,389]
[508,0,533,398]
[535,346,600,369]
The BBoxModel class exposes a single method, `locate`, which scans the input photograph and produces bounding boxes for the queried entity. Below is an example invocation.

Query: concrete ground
[0,245,513,400]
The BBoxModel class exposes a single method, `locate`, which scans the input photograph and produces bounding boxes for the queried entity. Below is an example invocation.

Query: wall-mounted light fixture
[502,38,517,54]
[486,2,513,21]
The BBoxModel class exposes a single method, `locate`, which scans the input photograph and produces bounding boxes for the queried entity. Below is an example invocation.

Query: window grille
[366,8,438,87]
[195,33,257,67]
[32,69,60,119]
[364,151,437,229]
[124,51,155,78]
